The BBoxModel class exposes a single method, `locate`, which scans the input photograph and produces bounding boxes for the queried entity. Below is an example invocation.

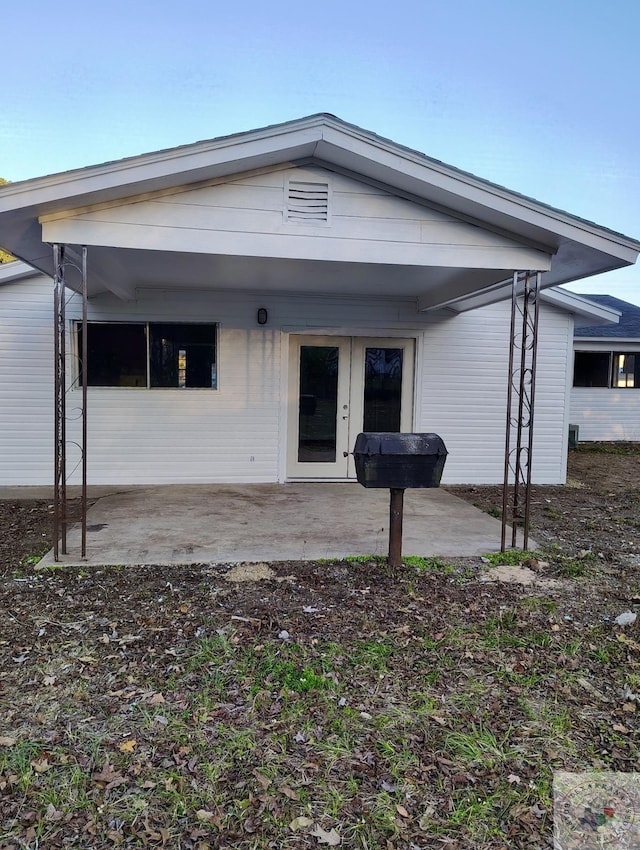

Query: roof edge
[1,113,639,256]
[0,260,43,284]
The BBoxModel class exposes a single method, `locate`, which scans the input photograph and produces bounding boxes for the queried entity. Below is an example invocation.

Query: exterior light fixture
[257,308,268,325]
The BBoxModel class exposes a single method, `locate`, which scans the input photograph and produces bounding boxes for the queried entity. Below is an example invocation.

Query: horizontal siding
[418,301,572,484]
[570,389,640,440]
[1,277,435,486]
[43,165,545,269]
[0,277,54,484]
[1,276,573,486]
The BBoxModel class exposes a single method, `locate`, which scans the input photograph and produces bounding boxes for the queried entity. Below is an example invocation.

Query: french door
[287,336,415,478]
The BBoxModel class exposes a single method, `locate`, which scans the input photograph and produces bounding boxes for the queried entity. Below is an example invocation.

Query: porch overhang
[0,114,637,309]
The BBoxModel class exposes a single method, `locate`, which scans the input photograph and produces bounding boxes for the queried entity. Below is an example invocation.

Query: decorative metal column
[501,270,541,551]
[53,245,88,560]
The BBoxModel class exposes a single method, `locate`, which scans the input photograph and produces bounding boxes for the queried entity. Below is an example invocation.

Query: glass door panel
[363,347,403,432]
[298,345,339,463]
[287,337,351,478]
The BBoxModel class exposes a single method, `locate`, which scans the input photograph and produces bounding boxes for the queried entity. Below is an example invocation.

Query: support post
[52,244,89,561]
[388,488,405,567]
[53,245,66,559]
[501,271,541,551]
[81,246,88,558]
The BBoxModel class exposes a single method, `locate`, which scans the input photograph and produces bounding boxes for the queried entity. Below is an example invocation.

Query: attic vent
[286,180,330,223]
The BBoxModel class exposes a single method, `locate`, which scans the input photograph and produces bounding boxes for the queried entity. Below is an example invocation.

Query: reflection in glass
[298,346,339,462]
[363,348,403,431]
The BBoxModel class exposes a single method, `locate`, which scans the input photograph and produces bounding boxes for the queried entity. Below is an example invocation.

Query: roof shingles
[575,294,640,338]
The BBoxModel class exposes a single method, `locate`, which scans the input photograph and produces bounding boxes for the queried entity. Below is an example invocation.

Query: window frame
[612,351,639,389]
[76,320,219,390]
[573,349,640,390]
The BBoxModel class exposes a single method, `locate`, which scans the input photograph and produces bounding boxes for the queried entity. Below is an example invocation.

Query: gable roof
[0,114,638,307]
[574,294,640,338]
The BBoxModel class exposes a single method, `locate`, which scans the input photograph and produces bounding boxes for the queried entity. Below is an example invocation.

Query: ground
[0,444,638,849]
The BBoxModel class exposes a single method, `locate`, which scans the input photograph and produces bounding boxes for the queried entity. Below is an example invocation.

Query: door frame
[285,333,416,480]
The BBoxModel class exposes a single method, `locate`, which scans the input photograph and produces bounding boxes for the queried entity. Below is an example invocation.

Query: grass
[482,549,538,566]
[1,553,638,849]
[573,441,638,455]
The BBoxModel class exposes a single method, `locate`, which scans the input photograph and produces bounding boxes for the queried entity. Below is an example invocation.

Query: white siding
[41,166,550,271]
[418,301,573,484]
[0,276,573,485]
[0,277,54,483]
[570,341,640,440]
[570,390,640,441]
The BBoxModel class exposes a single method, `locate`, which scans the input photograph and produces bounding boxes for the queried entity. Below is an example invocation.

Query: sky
[2,0,639,305]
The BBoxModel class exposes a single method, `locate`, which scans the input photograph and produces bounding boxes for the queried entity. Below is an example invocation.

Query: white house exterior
[570,294,640,441]
[0,115,638,487]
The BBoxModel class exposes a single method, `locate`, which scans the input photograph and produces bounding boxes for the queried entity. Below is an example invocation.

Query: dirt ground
[0,444,638,849]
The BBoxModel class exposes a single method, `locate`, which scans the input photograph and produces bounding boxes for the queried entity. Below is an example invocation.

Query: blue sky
[2,0,639,304]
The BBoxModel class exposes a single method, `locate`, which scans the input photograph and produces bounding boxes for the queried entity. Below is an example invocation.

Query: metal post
[81,246,88,558]
[501,271,541,551]
[53,245,67,558]
[388,488,404,567]
[53,243,89,560]
[501,272,518,552]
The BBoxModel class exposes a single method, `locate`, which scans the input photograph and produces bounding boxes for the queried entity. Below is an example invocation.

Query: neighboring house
[571,294,640,441]
[0,114,638,487]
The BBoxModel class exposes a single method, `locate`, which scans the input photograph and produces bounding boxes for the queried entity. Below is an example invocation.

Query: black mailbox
[354,432,448,490]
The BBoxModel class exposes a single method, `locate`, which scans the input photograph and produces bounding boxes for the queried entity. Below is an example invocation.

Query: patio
[8,482,511,567]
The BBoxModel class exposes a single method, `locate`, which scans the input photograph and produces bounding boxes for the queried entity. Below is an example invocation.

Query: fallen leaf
[289,816,314,831]
[622,702,636,713]
[396,804,409,817]
[92,762,127,789]
[31,758,51,773]
[311,825,341,845]
[148,692,165,705]
[280,785,299,800]
[45,803,63,821]
[612,724,629,733]
[243,816,260,833]
[253,769,271,789]
[0,736,16,747]
[119,739,137,753]
[43,675,57,686]
[507,773,522,785]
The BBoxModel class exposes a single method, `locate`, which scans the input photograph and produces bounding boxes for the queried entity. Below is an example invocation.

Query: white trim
[1,114,638,297]
[0,260,41,284]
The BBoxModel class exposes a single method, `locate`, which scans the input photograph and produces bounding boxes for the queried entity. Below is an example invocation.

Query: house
[571,294,640,441]
[0,114,638,491]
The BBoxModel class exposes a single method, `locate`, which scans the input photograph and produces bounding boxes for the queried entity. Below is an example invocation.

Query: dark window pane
[573,352,610,387]
[298,346,339,462]
[82,323,147,387]
[363,347,403,431]
[150,324,217,388]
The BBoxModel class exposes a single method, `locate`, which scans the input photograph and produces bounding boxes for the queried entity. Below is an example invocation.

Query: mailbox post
[353,433,448,567]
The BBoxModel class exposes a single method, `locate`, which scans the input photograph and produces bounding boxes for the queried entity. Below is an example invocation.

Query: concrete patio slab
[26,483,511,567]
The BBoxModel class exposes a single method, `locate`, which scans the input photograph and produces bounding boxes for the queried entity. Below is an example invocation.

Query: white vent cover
[286,180,330,223]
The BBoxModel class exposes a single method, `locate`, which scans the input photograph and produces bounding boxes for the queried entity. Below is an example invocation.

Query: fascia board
[541,287,621,324]
[0,112,638,262]
[315,123,640,260]
[574,337,640,345]
[0,121,325,215]
[0,259,42,284]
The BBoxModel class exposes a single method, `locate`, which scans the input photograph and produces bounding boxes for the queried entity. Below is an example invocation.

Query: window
[573,350,640,389]
[78,322,217,389]
[573,352,610,387]
[612,353,639,388]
